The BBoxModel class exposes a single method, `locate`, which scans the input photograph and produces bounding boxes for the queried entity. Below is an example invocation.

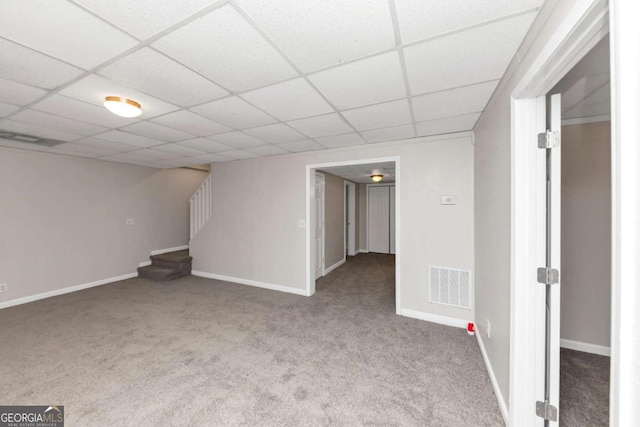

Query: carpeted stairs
[137,249,192,281]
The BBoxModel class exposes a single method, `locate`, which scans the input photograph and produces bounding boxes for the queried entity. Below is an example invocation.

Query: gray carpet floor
[560,348,610,426]
[0,253,503,426]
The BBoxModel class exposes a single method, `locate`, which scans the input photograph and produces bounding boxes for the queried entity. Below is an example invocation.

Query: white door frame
[345,180,357,256]
[508,0,638,425]
[314,172,325,280]
[306,156,401,315]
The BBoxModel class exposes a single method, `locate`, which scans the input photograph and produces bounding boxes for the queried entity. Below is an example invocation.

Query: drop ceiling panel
[219,150,259,160]
[0,0,137,69]
[243,124,305,144]
[52,142,116,157]
[404,13,536,94]
[241,78,334,121]
[245,144,289,157]
[11,110,108,136]
[0,119,83,142]
[189,153,230,163]
[0,138,54,153]
[416,112,480,136]
[32,95,139,128]
[0,78,47,106]
[71,0,215,40]
[99,48,229,107]
[74,137,139,153]
[102,149,176,164]
[395,0,542,43]
[208,131,266,149]
[342,99,412,131]
[59,74,180,118]
[0,103,19,118]
[153,4,298,92]
[308,51,406,110]
[275,139,325,153]
[412,80,499,122]
[235,0,396,72]
[150,143,205,157]
[121,121,195,142]
[177,138,234,153]
[557,74,609,111]
[286,114,353,138]
[315,133,366,148]
[361,124,415,143]
[97,130,165,148]
[0,39,83,90]
[190,97,277,130]
[151,110,231,136]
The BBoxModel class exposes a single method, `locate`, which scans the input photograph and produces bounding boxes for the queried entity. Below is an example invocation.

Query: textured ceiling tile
[218,150,259,160]
[153,4,297,92]
[96,130,165,148]
[395,0,542,43]
[176,138,234,153]
[236,0,396,72]
[32,95,139,128]
[245,144,289,157]
[71,0,215,40]
[190,97,277,130]
[404,13,536,94]
[0,78,47,106]
[121,121,195,142]
[243,123,306,144]
[342,99,412,131]
[74,137,139,153]
[52,142,115,157]
[361,124,415,143]
[0,103,19,118]
[287,113,353,138]
[150,143,205,156]
[0,39,84,90]
[11,110,109,136]
[59,74,180,119]
[0,119,83,142]
[99,48,229,107]
[275,139,325,153]
[0,138,55,153]
[308,51,406,110]
[415,112,481,136]
[188,153,230,163]
[315,133,366,148]
[411,80,499,122]
[208,131,265,149]
[241,78,333,121]
[0,0,137,69]
[151,110,231,136]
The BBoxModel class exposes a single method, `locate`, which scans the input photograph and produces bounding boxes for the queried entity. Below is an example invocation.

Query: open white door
[314,173,325,279]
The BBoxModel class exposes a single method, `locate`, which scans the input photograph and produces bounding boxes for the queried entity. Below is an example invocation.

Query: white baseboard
[192,271,307,296]
[476,331,509,426]
[0,273,138,310]
[138,261,152,267]
[560,338,611,356]
[400,309,469,329]
[324,258,346,275]
[150,245,189,256]
[357,249,369,254]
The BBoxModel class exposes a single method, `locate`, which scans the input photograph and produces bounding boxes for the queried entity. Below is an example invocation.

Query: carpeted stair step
[137,265,186,282]
[150,250,192,276]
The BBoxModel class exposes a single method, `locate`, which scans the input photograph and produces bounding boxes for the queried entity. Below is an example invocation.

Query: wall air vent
[429,266,472,309]
[0,130,65,147]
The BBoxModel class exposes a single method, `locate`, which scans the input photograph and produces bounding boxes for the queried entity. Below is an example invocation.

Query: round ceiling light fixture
[370,174,383,183]
[103,96,142,118]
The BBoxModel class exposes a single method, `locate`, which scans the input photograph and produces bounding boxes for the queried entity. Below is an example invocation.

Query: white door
[314,173,325,279]
[368,186,390,253]
[389,186,396,254]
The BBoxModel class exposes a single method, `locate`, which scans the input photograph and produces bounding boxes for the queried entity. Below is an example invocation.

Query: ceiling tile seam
[415,110,485,125]
[145,107,232,133]
[388,0,417,138]
[0,35,86,76]
[66,0,142,42]
[1,0,231,125]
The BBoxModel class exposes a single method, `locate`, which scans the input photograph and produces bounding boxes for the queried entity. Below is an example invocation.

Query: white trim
[560,339,611,356]
[324,258,346,275]
[561,114,610,126]
[192,271,307,296]
[400,309,468,329]
[356,249,369,254]
[345,180,357,256]
[0,273,138,310]
[477,331,509,426]
[138,261,152,267]
[150,245,189,256]
[315,172,326,278]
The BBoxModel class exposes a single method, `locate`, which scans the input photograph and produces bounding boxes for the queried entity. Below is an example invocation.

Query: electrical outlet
[486,319,491,338]
[0,283,7,293]
[441,195,456,205]
[126,219,134,226]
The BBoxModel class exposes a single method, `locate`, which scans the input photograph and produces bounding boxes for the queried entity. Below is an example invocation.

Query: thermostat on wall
[441,195,456,205]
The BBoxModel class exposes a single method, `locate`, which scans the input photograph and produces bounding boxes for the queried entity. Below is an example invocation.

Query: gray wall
[191,134,474,320]
[0,147,205,303]
[323,172,345,269]
[561,121,611,347]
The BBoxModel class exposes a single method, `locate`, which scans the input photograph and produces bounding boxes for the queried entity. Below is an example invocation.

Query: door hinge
[536,400,558,422]
[537,267,559,285]
[537,130,560,149]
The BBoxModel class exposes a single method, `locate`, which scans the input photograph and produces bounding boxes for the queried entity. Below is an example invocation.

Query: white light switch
[441,195,456,205]
[126,219,135,225]
[297,220,306,228]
